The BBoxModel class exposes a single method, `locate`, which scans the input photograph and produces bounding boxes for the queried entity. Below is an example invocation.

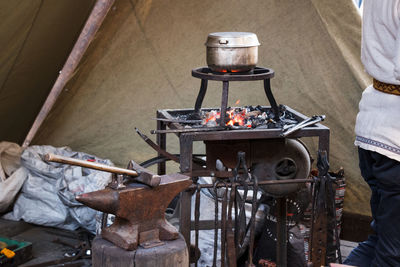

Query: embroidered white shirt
[354,0,400,161]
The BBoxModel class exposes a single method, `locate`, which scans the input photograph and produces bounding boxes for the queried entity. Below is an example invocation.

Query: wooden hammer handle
[44,153,139,177]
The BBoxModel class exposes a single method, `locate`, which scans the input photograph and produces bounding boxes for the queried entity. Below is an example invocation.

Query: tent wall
[0,0,95,143]
[3,0,371,215]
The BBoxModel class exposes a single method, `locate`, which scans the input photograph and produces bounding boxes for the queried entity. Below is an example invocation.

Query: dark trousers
[344,148,400,266]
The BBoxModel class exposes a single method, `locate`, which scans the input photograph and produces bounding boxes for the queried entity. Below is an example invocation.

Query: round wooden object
[92,235,189,267]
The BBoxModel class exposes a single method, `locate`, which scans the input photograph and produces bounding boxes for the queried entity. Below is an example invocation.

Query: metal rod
[188,179,313,189]
[135,128,180,163]
[136,128,207,170]
[151,127,224,134]
[220,183,228,267]
[22,0,115,148]
[264,79,280,120]
[156,112,167,175]
[185,169,233,178]
[220,81,229,127]
[247,177,258,267]
[44,153,138,177]
[194,186,201,267]
[153,118,203,124]
[194,79,208,113]
[281,115,325,137]
[226,183,237,267]
[213,182,219,267]
[276,197,288,267]
[309,179,317,264]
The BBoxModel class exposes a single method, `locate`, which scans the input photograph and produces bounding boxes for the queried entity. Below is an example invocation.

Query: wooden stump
[92,234,189,267]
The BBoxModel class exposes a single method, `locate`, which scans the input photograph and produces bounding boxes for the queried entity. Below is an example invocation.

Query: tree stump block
[92,234,189,267]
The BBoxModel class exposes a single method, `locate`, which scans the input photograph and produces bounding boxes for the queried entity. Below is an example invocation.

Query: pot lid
[205,32,260,48]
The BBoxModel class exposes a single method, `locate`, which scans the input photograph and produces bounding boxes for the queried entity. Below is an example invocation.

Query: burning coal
[200,105,298,129]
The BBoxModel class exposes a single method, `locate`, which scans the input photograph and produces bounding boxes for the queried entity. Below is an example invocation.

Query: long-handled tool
[281,115,325,137]
[44,153,161,187]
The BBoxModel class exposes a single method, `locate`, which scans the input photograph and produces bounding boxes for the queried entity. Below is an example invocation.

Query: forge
[147,64,334,267]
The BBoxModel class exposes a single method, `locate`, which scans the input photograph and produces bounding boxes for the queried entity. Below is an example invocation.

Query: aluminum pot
[205,32,260,73]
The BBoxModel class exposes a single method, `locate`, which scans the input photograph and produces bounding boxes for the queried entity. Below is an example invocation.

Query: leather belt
[373,78,400,95]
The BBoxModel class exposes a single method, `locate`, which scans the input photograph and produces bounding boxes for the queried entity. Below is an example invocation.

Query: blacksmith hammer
[44,153,161,187]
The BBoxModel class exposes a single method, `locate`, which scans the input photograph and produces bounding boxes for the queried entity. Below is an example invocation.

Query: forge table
[155,105,330,266]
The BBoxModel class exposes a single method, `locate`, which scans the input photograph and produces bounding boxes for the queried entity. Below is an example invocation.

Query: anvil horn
[75,188,119,214]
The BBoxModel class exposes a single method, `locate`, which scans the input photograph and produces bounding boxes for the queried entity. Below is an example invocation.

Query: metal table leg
[179,134,194,249]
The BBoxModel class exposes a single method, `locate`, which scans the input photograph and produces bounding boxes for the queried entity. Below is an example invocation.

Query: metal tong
[281,115,325,137]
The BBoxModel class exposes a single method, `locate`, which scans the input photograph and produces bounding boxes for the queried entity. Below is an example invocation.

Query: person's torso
[362,0,400,84]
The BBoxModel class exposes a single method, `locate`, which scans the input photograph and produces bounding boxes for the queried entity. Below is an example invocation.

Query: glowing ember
[226,109,246,126]
[203,110,220,125]
[219,69,241,73]
[202,107,265,128]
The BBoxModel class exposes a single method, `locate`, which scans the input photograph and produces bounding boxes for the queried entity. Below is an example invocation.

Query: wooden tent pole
[22,0,115,149]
